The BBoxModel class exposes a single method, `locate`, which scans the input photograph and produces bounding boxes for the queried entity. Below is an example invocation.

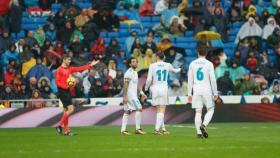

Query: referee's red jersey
[55,64,91,90]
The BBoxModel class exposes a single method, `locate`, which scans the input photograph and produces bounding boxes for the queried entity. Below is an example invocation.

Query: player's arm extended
[145,65,153,91]
[209,64,218,96]
[169,63,181,73]
[123,78,129,104]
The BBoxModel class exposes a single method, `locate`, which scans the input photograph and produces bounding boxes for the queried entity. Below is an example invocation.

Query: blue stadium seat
[142,22,154,29]
[77,2,91,8]
[223,43,236,49]
[51,4,62,11]
[104,37,111,44]
[108,32,120,38]
[140,17,151,22]
[151,16,160,22]
[228,36,236,42]
[22,12,29,17]
[232,22,243,29]
[176,37,196,43]
[224,48,235,56]
[21,24,39,30]
[130,23,142,30]
[100,32,107,38]
[185,49,196,57]
[119,29,130,37]
[185,31,193,37]
[120,23,129,29]
[117,37,126,44]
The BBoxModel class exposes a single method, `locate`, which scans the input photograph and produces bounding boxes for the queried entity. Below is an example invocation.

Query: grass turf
[0,123,279,158]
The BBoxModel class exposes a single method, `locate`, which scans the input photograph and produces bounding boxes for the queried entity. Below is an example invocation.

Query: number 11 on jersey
[156,69,167,81]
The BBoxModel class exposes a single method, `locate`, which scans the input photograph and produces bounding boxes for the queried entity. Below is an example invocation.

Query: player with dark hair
[121,57,147,135]
[55,54,99,136]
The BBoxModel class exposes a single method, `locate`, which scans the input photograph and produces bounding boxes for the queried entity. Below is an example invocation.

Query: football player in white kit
[188,46,218,139]
[121,57,147,135]
[145,53,181,135]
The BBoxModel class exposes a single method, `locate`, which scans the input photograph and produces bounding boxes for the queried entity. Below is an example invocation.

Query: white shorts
[192,95,214,109]
[151,85,168,106]
[124,98,142,111]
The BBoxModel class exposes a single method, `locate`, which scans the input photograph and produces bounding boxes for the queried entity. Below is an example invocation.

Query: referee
[55,54,99,136]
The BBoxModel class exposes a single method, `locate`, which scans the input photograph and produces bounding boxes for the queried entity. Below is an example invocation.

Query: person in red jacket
[55,54,99,136]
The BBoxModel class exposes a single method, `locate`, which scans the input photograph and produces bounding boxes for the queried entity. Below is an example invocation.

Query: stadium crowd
[0,0,280,105]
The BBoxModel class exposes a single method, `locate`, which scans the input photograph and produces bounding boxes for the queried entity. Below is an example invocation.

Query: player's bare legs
[195,108,203,138]
[121,111,131,135]
[155,105,168,135]
[135,109,146,134]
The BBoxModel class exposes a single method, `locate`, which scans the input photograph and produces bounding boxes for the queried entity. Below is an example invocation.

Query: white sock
[121,113,129,132]
[203,107,215,127]
[195,110,202,134]
[161,115,166,131]
[155,113,164,131]
[135,111,141,130]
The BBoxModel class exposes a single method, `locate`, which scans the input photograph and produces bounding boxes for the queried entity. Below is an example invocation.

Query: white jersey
[145,61,181,91]
[124,68,138,99]
[188,58,218,96]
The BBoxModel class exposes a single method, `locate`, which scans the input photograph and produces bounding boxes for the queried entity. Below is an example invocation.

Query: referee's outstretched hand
[90,60,99,66]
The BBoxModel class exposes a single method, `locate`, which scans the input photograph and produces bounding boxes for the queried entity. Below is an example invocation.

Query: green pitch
[0,123,279,158]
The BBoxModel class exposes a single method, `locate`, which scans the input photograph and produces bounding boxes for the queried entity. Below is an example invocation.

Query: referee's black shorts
[57,88,72,108]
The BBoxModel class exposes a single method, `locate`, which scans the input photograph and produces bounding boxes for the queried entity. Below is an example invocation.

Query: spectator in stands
[89,78,105,97]
[217,71,234,95]
[269,0,278,15]
[54,41,65,56]
[2,84,16,100]
[212,8,228,42]
[108,59,117,79]
[25,31,38,47]
[0,31,13,53]
[132,48,146,71]
[168,79,185,96]
[45,23,56,41]
[106,38,121,59]
[260,82,269,95]
[159,0,178,30]
[154,0,168,15]
[19,45,33,64]
[139,0,154,17]
[57,21,74,45]
[157,34,172,52]
[114,2,129,21]
[44,45,62,68]
[4,67,16,85]
[231,50,244,67]
[126,30,140,56]
[267,28,280,48]
[142,35,157,53]
[229,59,248,85]
[38,0,52,10]
[263,17,279,41]
[268,79,280,95]
[169,16,186,36]
[194,17,207,35]
[90,37,106,56]
[207,0,225,16]
[17,83,29,99]
[275,8,280,24]
[26,89,46,108]
[15,38,25,53]
[2,44,19,72]
[69,35,85,58]
[93,9,120,32]
[115,50,127,73]
[235,17,262,44]
[130,37,142,54]
[8,0,23,35]
[143,48,155,68]
[235,73,260,95]
[26,58,52,81]
[246,51,258,72]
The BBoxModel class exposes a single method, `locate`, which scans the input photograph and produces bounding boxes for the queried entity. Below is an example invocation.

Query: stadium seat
[185,49,196,57]
[100,32,107,38]
[119,29,130,37]
[151,16,160,22]
[117,37,126,44]
[176,37,195,43]
[140,17,151,23]
[185,31,193,37]
[224,48,235,56]
[120,23,129,29]
[228,36,236,42]
[77,2,92,8]
[223,43,237,49]
[130,23,142,30]
[51,4,62,11]
[108,32,120,38]
[104,37,111,44]
[142,22,154,29]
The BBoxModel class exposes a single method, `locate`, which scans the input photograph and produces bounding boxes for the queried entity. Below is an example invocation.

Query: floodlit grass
[0,123,279,158]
